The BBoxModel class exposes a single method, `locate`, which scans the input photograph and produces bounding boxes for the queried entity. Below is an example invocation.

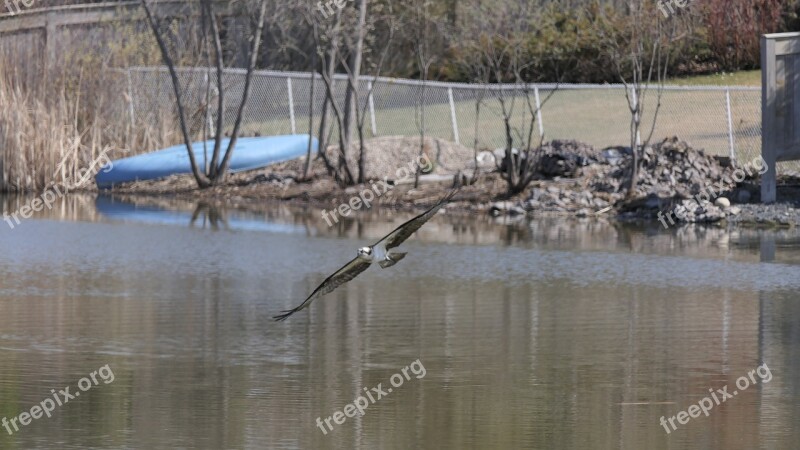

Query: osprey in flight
[273,189,459,322]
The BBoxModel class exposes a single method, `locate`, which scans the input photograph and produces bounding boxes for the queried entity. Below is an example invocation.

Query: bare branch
[141,0,210,188]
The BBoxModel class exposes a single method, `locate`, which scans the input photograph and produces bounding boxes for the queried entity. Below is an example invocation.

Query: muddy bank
[102,135,800,227]
[104,136,502,216]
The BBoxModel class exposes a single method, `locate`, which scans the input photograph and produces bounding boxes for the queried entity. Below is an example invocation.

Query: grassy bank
[0,58,768,194]
[236,80,761,162]
[667,70,761,87]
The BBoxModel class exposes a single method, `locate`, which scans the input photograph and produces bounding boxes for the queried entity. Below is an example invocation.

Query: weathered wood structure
[761,32,800,203]
[0,1,248,68]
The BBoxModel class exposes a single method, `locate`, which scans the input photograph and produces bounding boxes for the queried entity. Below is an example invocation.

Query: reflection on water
[0,194,799,449]
[95,196,309,235]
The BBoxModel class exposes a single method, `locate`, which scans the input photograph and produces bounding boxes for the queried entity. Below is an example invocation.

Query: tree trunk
[303,52,318,180]
[206,1,225,179]
[318,33,339,160]
[342,0,368,180]
[141,0,210,188]
[215,0,269,183]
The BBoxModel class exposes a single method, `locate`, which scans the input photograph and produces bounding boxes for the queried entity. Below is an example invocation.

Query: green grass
[667,70,761,87]
[157,69,800,175]
[238,83,762,162]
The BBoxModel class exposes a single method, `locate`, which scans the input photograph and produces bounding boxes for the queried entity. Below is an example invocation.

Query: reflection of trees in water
[83,194,800,264]
[190,202,229,230]
[1,193,102,223]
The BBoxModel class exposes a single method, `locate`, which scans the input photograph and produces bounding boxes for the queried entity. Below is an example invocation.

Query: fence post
[44,13,58,72]
[448,87,460,144]
[534,86,544,138]
[126,69,135,135]
[368,80,378,136]
[287,77,296,134]
[725,88,736,161]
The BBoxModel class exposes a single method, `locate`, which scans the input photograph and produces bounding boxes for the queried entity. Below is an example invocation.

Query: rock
[536,140,603,178]
[644,194,662,209]
[715,197,731,208]
[601,147,629,165]
[737,189,752,203]
[476,151,497,168]
[489,201,525,217]
[510,206,526,216]
[490,201,511,212]
[663,198,727,224]
[519,136,760,221]
[593,198,610,208]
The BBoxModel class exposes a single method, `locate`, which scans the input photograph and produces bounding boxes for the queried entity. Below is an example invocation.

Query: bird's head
[357,247,373,259]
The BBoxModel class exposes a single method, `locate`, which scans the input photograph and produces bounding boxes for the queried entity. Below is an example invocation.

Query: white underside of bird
[370,242,388,262]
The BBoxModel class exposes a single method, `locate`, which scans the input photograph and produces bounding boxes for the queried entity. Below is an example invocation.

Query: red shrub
[701,0,786,70]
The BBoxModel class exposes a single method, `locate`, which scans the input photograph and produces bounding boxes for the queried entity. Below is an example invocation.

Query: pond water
[1,194,799,449]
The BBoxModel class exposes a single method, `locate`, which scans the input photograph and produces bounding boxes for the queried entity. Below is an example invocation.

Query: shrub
[701,0,786,71]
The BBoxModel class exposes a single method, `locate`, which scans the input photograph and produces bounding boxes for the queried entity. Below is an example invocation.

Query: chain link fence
[125,67,771,169]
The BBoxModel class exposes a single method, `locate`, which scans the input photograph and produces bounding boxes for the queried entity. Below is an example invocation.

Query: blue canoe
[96,135,318,189]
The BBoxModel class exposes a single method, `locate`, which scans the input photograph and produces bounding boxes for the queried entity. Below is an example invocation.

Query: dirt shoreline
[87,136,800,228]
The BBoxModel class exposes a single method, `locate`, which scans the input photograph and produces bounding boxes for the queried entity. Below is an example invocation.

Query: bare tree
[311,7,357,186]
[304,0,394,187]
[604,0,677,200]
[457,1,557,195]
[342,0,369,156]
[333,0,396,185]
[302,50,318,180]
[307,5,343,181]
[470,79,488,184]
[141,0,268,188]
[411,0,436,189]
[303,4,354,186]
[347,15,395,184]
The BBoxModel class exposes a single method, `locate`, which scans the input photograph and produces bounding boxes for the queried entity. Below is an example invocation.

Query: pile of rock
[662,198,737,224]
[525,183,613,216]
[536,140,604,178]
[626,137,733,200]
[512,137,749,222]
[611,138,754,224]
[510,140,620,214]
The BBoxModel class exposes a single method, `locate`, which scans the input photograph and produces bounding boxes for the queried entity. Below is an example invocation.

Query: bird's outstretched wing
[374,188,459,251]
[273,256,372,321]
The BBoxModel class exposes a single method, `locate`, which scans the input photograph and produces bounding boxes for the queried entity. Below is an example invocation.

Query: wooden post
[762,35,777,203]
[44,12,58,71]
[759,33,800,203]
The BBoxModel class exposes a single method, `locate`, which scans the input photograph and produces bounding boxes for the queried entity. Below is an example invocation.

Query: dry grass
[0,16,178,193]
[0,70,103,191]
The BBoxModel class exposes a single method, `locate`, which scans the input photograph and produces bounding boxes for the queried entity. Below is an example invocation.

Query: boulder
[715,197,731,208]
